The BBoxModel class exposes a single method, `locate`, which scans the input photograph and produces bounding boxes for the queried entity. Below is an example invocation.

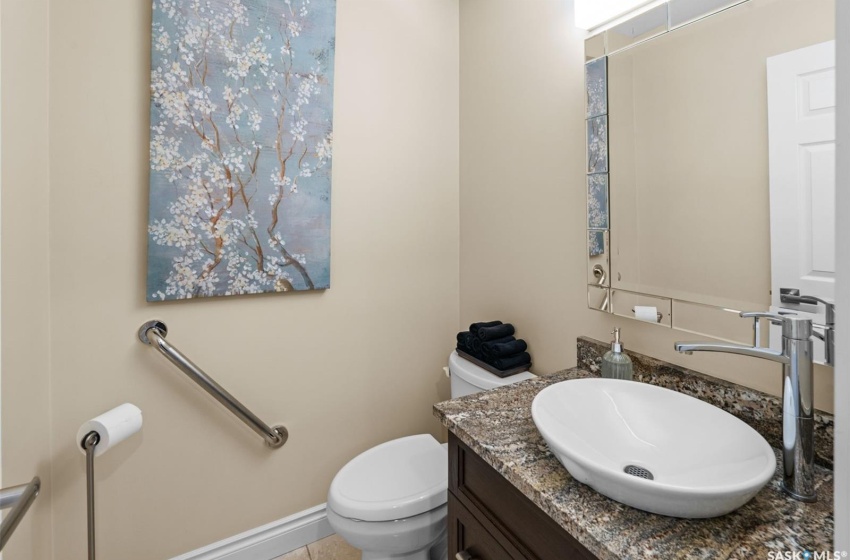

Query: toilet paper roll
[77,403,143,457]
[634,306,659,323]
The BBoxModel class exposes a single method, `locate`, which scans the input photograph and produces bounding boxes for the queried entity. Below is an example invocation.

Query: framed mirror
[585,0,836,358]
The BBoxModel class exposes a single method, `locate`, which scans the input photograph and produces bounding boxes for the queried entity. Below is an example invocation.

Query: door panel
[767,40,835,360]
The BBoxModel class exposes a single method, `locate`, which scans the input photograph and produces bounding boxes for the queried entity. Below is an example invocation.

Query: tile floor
[273,534,361,560]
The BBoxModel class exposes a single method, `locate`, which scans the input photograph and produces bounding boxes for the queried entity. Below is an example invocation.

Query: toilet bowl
[326,352,535,560]
[327,434,448,560]
[326,505,447,560]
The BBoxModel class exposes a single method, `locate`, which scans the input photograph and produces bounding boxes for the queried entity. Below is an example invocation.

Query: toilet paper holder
[81,432,99,560]
[78,403,143,560]
[632,308,664,324]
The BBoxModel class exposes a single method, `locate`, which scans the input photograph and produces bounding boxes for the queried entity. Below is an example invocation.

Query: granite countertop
[433,367,834,560]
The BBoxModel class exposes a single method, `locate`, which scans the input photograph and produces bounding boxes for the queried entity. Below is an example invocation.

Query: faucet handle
[739,311,785,323]
[739,311,812,343]
[739,311,787,348]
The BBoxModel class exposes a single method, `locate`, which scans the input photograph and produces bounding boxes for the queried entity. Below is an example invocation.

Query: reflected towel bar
[0,477,41,551]
[138,320,288,449]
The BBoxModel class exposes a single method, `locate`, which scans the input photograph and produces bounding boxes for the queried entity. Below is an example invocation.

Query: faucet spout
[672,342,788,363]
[673,312,816,502]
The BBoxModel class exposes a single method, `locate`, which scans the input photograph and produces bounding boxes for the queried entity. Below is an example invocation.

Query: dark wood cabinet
[449,493,514,560]
[448,433,598,560]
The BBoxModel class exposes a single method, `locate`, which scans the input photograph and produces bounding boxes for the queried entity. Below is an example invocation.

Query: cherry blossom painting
[147,0,336,301]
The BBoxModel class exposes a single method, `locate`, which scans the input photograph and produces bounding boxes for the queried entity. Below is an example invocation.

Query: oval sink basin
[531,378,776,518]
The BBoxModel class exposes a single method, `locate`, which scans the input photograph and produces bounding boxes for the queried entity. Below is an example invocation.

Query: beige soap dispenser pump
[601,328,633,380]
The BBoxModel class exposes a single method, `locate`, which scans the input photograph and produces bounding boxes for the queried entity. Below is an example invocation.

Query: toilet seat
[328,434,448,522]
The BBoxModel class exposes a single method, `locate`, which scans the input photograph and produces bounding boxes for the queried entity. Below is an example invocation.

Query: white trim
[170,504,334,560]
[835,0,850,551]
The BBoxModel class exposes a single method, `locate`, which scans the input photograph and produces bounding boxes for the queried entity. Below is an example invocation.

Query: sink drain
[624,465,654,480]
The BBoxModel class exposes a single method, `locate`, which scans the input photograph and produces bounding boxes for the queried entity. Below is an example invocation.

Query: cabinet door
[449,434,598,560]
[449,494,516,560]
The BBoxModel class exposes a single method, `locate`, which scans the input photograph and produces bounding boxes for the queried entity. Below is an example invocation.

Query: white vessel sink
[531,378,776,518]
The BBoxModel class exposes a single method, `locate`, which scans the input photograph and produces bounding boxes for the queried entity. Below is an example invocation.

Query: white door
[767,41,835,359]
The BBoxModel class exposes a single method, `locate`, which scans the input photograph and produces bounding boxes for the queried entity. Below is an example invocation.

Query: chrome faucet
[674,311,816,502]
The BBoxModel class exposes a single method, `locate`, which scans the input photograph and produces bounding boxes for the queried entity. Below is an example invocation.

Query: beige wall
[459,0,587,371]
[458,0,834,413]
[35,0,458,558]
[0,0,54,558]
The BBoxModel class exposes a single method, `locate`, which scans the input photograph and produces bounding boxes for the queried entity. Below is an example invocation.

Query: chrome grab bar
[138,321,288,449]
[0,476,41,551]
[0,483,30,510]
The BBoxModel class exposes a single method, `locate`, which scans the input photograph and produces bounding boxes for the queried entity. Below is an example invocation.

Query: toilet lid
[328,434,448,522]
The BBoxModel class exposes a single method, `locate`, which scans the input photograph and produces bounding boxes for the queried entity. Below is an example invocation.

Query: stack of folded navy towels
[455,320,531,372]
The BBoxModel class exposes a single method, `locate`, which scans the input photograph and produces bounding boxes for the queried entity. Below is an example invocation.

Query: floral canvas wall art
[147,0,336,301]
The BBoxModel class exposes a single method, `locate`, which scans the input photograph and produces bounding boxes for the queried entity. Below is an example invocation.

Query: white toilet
[327,351,535,560]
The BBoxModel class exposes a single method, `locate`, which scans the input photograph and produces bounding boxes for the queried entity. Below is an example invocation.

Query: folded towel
[477,323,515,341]
[487,351,531,371]
[469,336,484,355]
[480,336,514,358]
[469,320,502,335]
[483,338,528,359]
[456,331,472,353]
[480,335,515,357]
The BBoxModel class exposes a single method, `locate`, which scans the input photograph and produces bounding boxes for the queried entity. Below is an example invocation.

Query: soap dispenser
[601,328,633,380]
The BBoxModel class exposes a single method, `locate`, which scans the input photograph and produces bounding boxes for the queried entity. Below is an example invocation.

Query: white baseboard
[171,503,334,560]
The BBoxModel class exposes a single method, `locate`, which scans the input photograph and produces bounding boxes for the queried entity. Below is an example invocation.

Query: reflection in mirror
[588,285,611,312]
[586,116,608,174]
[610,289,672,327]
[585,57,607,118]
[585,32,605,62]
[588,175,609,229]
[668,0,745,28]
[766,38,835,363]
[587,231,610,287]
[606,0,834,311]
[672,300,753,344]
[607,4,668,53]
[584,0,836,364]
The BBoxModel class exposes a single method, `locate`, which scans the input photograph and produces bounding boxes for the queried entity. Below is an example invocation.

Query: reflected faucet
[674,311,816,502]
[780,289,835,367]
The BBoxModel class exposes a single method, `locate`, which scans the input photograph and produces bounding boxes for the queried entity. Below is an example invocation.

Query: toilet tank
[448,351,536,398]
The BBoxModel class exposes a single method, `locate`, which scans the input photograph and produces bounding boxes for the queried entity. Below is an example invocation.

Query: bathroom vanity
[435,338,835,560]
